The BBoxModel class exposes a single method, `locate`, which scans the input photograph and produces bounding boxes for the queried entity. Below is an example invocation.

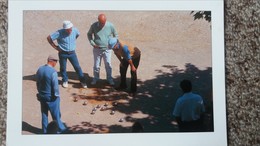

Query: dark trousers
[119,55,140,93]
[178,119,204,132]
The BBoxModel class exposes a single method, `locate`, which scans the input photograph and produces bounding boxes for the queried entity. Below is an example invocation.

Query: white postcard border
[7,1,226,146]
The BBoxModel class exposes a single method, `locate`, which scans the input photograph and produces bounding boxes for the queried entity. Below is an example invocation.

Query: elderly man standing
[87,14,118,85]
[36,55,67,134]
[47,20,87,88]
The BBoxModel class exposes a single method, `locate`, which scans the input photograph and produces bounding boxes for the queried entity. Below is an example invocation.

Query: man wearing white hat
[36,54,67,134]
[47,20,87,88]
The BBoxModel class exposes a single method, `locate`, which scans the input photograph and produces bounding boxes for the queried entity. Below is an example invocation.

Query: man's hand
[128,59,136,72]
[47,35,61,52]
[93,44,99,49]
[55,46,62,52]
[131,65,137,72]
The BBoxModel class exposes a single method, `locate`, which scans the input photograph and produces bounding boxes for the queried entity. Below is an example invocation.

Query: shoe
[81,82,87,88]
[91,79,97,85]
[108,79,115,86]
[62,82,68,88]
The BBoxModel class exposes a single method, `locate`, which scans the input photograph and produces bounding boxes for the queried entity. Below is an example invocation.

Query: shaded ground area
[23,63,213,134]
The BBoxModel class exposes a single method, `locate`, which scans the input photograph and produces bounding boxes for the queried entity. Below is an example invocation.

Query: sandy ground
[22,11,212,134]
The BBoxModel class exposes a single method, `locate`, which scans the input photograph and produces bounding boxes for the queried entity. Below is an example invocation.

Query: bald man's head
[98,14,107,28]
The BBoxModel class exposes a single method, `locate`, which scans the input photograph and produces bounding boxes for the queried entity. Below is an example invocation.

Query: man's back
[173,92,205,122]
[36,65,57,98]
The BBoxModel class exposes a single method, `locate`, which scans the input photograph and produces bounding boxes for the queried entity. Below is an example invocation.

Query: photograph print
[22,10,213,134]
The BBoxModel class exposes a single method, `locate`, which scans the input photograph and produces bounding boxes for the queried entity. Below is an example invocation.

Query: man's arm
[111,23,119,38]
[122,46,136,72]
[114,53,124,67]
[35,70,40,92]
[87,25,98,48]
[128,59,136,72]
[115,53,122,62]
[173,99,182,126]
[47,35,62,52]
[51,72,60,99]
[75,28,80,39]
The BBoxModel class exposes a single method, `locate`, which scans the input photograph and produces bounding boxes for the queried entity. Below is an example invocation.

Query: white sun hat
[63,20,73,29]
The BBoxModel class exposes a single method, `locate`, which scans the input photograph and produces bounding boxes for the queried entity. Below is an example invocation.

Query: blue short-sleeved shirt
[50,27,79,52]
[173,92,205,121]
[122,45,132,60]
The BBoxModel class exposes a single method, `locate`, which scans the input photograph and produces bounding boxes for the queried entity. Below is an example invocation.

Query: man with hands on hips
[47,20,87,88]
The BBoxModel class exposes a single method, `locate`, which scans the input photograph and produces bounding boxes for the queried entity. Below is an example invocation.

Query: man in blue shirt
[36,55,67,134]
[108,38,141,96]
[87,14,118,86]
[173,80,205,132]
[47,20,87,88]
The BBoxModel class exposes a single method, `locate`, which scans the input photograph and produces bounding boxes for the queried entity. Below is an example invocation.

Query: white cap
[63,20,73,29]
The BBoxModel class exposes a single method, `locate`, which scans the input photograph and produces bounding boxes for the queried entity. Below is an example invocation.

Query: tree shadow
[23,63,213,133]
[66,121,132,134]
[131,63,213,132]
[23,74,36,81]
[23,71,92,88]
[69,63,213,133]
[22,121,42,134]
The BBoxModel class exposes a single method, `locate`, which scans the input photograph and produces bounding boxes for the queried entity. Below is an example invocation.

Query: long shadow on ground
[67,63,213,133]
[22,121,42,134]
[23,63,213,134]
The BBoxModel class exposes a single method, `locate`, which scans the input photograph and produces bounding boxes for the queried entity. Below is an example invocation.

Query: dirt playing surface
[22,11,212,134]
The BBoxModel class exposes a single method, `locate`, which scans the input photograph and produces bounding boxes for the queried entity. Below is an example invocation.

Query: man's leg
[68,53,86,83]
[103,49,113,84]
[58,53,68,83]
[40,101,49,134]
[92,48,102,84]
[119,59,129,88]
[130,56,141,93]
[48,97,66,133]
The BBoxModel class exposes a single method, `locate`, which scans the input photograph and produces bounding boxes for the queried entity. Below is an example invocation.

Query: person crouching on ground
[172,79,205,132]
[108,38,141,96]
[36,55,67,134]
